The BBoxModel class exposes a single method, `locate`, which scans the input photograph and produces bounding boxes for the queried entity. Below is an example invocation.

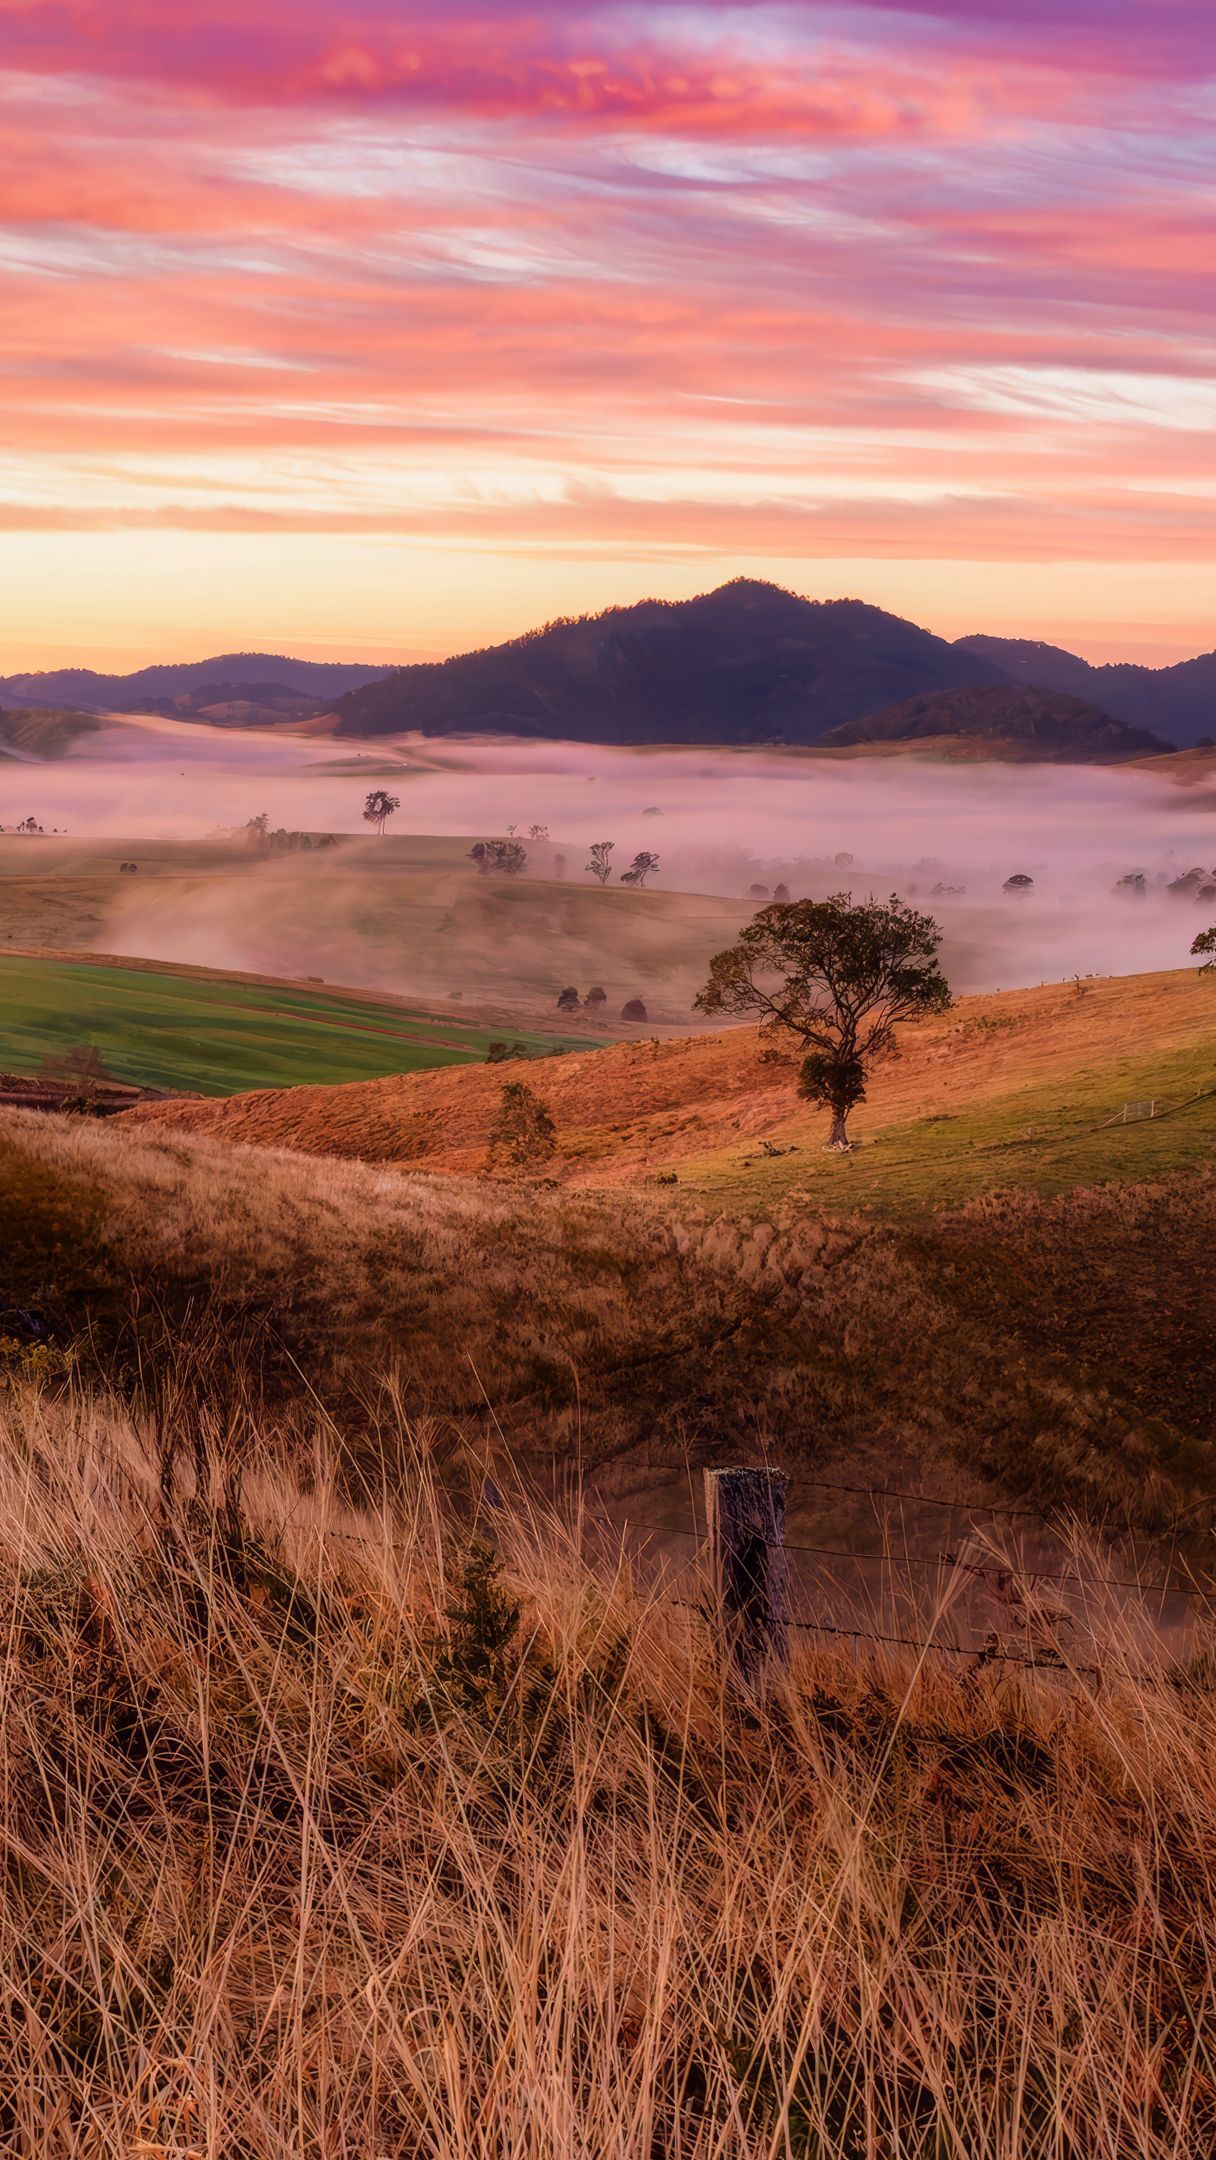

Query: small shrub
[433,1542,520,1713]
[486,1081,557,1170]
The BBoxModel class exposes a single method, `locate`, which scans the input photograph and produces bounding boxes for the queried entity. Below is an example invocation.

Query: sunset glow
[3,0,1214,665]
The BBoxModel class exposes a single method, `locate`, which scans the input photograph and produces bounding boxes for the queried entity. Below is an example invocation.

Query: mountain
[820,685,1173,762]
[0,653,386,715]
[956,636,1216,749]
[333,579,1010,746]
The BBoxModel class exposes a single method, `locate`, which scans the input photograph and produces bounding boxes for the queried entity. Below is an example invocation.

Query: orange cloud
[1,1,1213,660]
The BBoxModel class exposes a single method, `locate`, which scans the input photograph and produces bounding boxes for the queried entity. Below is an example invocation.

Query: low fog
[6,714,1216,998]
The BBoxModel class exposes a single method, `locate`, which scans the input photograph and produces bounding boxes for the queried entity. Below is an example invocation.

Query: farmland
[0,953,585,1095]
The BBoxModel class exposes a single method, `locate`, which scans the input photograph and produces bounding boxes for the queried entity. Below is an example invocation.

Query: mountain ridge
[0,652,386,711]
[4,587,1213,747]
[956,634,1216,748]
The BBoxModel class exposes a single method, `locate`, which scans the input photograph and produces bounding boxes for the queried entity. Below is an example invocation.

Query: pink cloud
[1,0,1213,654]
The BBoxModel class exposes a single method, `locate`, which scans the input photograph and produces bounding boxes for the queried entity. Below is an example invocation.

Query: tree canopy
[470,839,528,876]
[363,789,400,835]
[695,892,950,1148]
[620,851,659,888]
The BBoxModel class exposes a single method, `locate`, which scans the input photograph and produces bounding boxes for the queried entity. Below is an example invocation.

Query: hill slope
[6,985,1215,1530]
[0,706,103,760]
[127,968,1216,1201]
[334,579,1010,746]
[957,634,1216,748]
[821,684,1172,760]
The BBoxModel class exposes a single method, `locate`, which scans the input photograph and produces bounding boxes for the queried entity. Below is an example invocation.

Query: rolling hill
[0,705,103,760]
[126,966,1216,1204]
[332,579,1010,746]
[3,960,1205,1534]
[820,684,1172,761]
[956,633,1216,748]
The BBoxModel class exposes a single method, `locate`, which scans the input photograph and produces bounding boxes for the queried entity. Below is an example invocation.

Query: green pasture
[0,955,585,1096]
[685,1033,1216,1217]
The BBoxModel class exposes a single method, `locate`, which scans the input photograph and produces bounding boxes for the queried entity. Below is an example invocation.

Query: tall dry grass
[0,1377,1213,2156]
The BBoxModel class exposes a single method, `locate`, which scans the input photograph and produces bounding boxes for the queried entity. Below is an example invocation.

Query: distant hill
[821,685,1173,762]
[0,706,103,760]
[956,635,1216,749]
[333,579,1010,746]
[0,654,386,717]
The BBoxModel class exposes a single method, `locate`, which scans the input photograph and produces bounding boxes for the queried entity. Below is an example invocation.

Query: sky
[2,0,1214,668]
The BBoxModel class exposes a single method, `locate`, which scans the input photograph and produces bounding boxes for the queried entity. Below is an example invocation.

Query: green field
[0,955,586,1096]
[687,1031,1216,1217]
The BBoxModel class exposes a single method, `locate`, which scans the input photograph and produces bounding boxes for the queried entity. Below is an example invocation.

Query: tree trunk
[825,1109,852,1152]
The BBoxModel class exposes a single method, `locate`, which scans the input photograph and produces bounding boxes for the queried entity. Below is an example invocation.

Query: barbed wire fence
[315,1461,1216,1689]
[571,1466,1216,1686]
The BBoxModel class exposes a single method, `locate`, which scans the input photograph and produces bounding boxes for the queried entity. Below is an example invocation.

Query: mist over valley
[2,710,1212,1007]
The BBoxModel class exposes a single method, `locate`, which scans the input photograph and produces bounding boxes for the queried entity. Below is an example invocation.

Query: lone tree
[586,841,615,885]
[363,789,400,836]
[1003,873,1034,896]
[585,984,607,1013]
[695,892,951,1151]
[1115,872,1147,898]
[1193,923,1216,974]
[556,986,580,1011]
[772,881,790,903]
[620,851,659,888]
[486,1081,557,1170]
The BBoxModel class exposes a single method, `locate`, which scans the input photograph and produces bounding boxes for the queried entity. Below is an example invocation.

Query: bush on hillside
[486,1080,557,1170]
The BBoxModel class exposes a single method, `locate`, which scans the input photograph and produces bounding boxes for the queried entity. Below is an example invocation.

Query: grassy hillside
[131,967,1216,1203]
[0,705,102,760]
[0,954,584,1094]
[3,1101,1214,1535]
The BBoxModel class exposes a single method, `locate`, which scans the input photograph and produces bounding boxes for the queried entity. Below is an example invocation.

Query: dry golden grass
[125,966,1216,1187]
[0,1378,1213,2156]
[2,1106,1215,1536]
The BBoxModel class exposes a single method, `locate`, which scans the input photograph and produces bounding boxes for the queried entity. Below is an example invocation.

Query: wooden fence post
[704,1467,790,1684]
